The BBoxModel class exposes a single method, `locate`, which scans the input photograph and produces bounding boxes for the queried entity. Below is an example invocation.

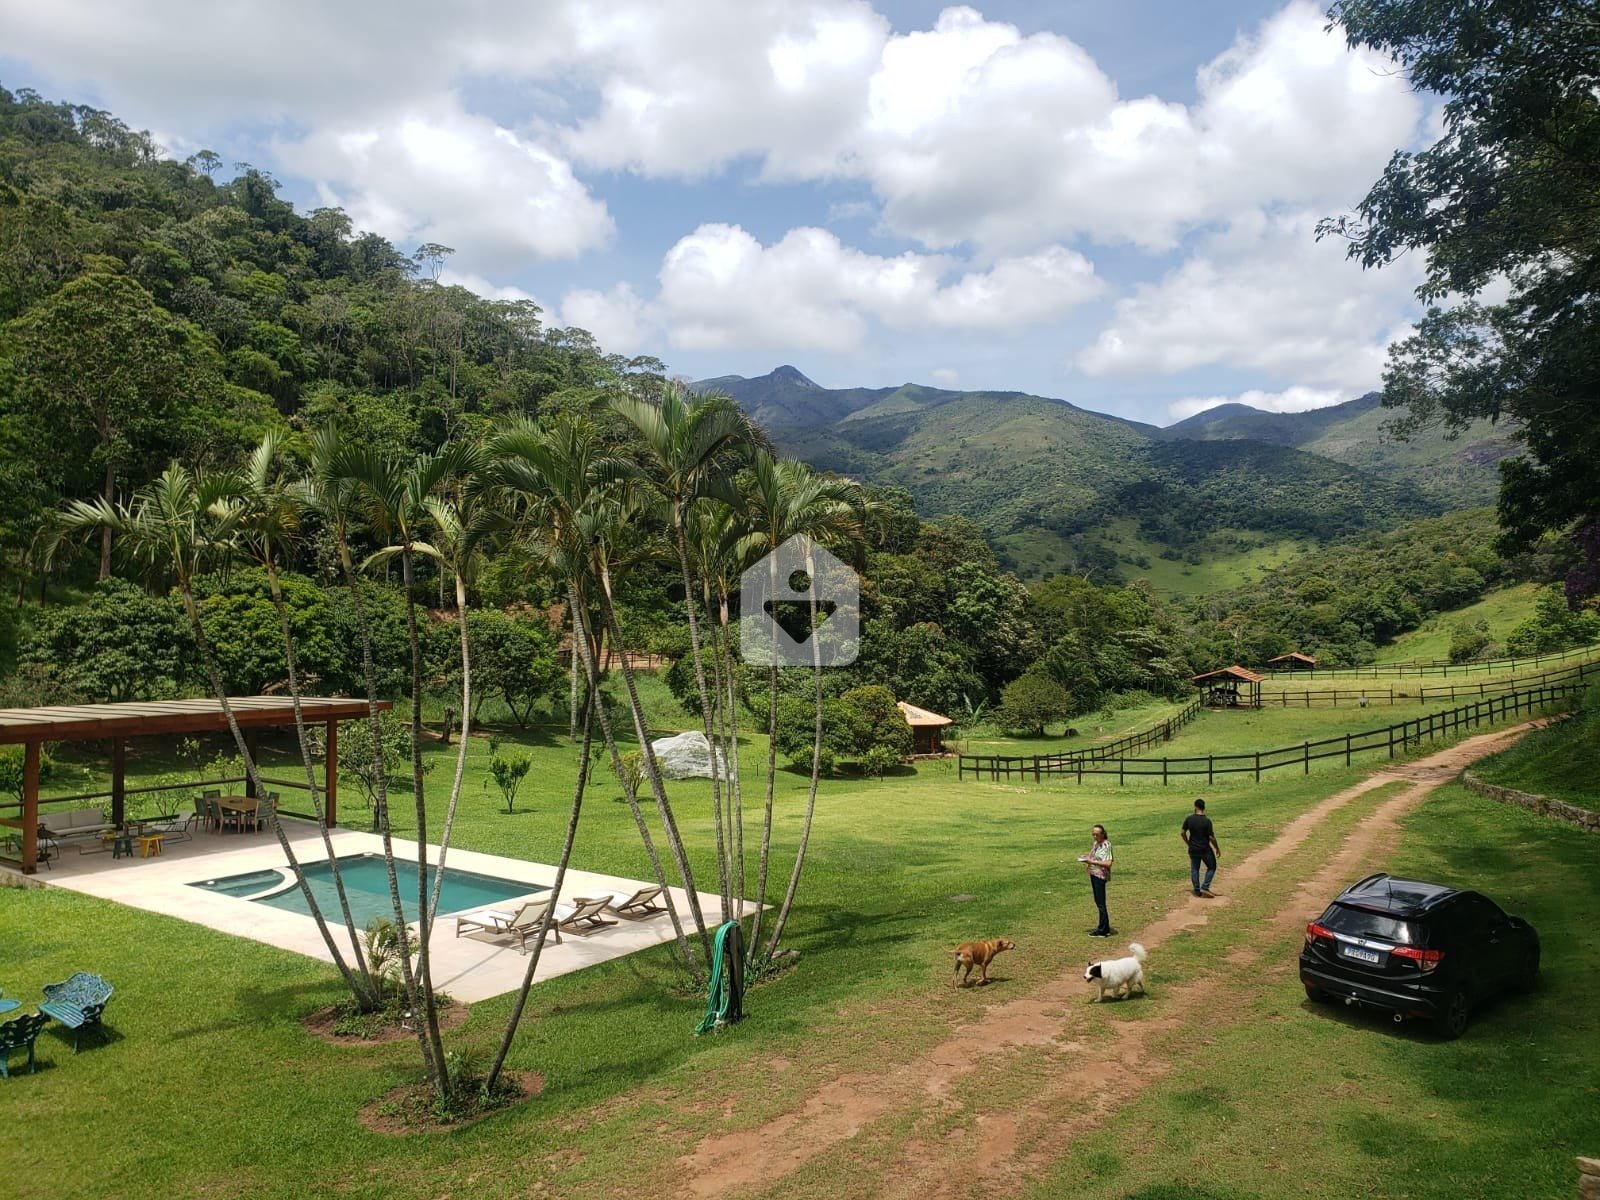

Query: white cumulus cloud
[1168,386,1352,423]
[646,224,1101,352]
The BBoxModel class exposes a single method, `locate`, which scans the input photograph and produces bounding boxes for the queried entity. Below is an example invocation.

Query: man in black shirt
[1181,798,1220,897]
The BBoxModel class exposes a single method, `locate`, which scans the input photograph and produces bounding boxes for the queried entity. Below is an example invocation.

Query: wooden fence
[958,676,1583,785]
[1262,640,1600,680]
[1258,657,1600,708]
[958,698,1202,783]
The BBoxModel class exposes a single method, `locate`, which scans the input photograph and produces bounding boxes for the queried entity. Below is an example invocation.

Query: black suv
[1299,873,1539,1039]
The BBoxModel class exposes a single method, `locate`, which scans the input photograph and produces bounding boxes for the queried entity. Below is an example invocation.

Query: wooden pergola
[1192,665,1264,709]
[0,696,388,875]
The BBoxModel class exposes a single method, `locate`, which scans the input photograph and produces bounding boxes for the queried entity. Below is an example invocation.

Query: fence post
[1388,724,1395,758]
[1254,751,1261,783]
[1304,741,1310,774]
[1119,759,1124,787]
[1163,758,1169,785]
[1345,732,1351,767]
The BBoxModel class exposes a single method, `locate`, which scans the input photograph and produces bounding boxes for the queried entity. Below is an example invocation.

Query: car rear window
[1323,904,1416,944]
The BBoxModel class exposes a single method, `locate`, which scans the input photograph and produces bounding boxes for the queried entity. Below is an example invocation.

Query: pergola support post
[22,740,40,875]
[324,720,338,828]
[111,737,126,828]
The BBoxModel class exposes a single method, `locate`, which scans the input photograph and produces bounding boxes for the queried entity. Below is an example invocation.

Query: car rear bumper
[1299,960,1443,1017]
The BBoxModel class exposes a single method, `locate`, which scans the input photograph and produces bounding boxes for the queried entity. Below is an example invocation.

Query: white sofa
[39,807,115,844]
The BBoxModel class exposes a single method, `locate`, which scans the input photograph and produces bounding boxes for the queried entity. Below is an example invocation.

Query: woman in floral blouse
[1079,824,1114,937]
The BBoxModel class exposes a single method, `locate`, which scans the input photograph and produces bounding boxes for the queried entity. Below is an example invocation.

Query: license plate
[1341,944,1382,964]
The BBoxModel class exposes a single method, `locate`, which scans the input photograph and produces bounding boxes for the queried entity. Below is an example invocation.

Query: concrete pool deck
[20,818,738,1002]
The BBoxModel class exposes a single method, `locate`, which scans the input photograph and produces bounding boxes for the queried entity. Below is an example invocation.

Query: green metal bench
[39,972,114,1052]
[0,1012,49,1077]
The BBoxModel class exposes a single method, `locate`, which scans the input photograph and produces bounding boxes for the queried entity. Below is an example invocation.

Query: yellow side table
[136,833,164,858]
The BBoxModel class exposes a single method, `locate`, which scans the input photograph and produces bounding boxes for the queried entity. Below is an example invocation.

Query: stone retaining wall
[1579,1156,1599,1200]
[1460,771,1600,833]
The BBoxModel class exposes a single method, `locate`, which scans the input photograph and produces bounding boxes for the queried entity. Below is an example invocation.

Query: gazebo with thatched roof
[1192,665,1264,709]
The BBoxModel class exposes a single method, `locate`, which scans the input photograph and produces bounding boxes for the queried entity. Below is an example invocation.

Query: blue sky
[0,0,1430,425]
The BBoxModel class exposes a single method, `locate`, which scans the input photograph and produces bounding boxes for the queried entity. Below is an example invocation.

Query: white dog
[1084,942,1147,1002]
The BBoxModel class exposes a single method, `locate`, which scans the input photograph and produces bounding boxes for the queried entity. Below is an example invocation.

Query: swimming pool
[188,853,544,926]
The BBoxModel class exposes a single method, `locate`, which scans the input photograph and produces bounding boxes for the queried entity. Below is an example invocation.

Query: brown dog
[952,938,1015,987]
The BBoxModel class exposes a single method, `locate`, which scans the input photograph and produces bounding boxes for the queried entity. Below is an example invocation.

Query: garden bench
[39,972,114,1052]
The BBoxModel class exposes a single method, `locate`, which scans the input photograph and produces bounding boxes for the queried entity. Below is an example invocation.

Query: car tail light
[1305,921,1334,946]
[1390,945,1443,973]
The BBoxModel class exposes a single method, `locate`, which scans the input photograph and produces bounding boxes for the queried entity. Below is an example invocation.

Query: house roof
[1191,665,1265,684]
[1266,652,1318,665]
[896,701,953,727]
[0,696,389,745]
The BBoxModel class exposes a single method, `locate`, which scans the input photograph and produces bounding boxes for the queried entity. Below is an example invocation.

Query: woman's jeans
[1090,873,1110,934]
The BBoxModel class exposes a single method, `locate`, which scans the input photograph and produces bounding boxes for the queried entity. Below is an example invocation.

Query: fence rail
[959,698,1202,783]
[958,678,1582,785]
[1262,640,1600,680]
[1258,657,1600,708]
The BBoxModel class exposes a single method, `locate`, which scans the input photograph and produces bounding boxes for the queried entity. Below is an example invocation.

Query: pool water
[189,853,543,926]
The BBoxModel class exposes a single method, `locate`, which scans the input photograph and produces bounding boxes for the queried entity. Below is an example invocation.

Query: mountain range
[694,366,1518,587]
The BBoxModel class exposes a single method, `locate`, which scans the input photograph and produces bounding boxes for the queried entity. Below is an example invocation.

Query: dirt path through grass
[675,720,1547,1199]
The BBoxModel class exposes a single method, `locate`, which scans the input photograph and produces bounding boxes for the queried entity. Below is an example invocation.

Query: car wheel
[1432,989,1470,1040]
[1304,984,1328,1004]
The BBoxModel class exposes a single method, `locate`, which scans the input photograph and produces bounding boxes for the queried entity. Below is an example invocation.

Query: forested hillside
[700,367,1453,581]
[0,86,664,596]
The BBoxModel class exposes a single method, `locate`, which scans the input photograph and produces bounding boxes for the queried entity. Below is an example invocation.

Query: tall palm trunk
[762,549,826,963]
[262,556,375,993]
[426,572,473,925]
[177,584,373,1003]
[398,544,449,1090]
[672,519,730,911]
[595,566,714,964]
[571,586,702,980]
[484,692,593,1093]
[746,547,783,965]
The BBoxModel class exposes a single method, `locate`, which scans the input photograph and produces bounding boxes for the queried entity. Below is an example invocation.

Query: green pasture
[1374,582,1543,663]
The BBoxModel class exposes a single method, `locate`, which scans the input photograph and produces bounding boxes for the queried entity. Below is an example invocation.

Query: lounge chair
[39,972,113,1053]
[455,898,562,953]
[0,1012,48,1078]
[604,885,667,917]
[556,896,618,935]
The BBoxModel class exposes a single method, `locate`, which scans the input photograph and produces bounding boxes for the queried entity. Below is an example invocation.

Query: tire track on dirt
[675,721,1542,1200]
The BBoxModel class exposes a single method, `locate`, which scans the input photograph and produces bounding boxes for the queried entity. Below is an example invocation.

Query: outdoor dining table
[215,796,258,832]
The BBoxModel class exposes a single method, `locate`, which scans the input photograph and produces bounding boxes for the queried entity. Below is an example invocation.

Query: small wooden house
[896,701,953,755]
[1192,665,1264,709]
[1266,651,1317,671]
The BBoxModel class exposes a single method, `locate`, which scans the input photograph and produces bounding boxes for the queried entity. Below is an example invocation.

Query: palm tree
[331,438,480,1097]
[611,384,757,911]
[368,442,501,926]
[490,416,712,976]
[736,455,868,970]
[228,432,379,1001]
[57,465,378,1004]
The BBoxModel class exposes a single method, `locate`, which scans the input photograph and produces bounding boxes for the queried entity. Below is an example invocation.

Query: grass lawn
[1,681,1593,1198]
